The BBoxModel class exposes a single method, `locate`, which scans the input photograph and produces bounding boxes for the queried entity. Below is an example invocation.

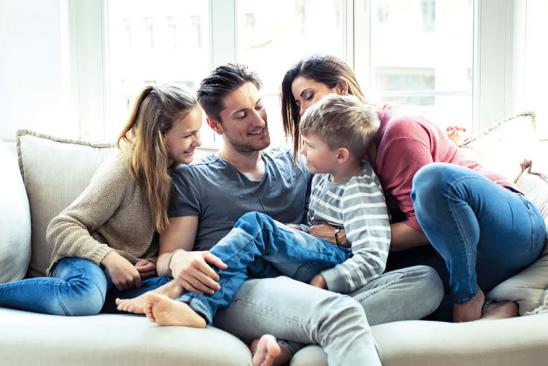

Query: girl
[0,85,202,315]
[280,54,546,322]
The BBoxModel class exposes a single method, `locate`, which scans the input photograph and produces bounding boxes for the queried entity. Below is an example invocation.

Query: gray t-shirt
[169,148,310,251]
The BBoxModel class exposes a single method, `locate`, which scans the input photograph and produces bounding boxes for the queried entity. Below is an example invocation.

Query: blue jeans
[0,257,171,315]
[178,211,353,323]
[412,163,546,304]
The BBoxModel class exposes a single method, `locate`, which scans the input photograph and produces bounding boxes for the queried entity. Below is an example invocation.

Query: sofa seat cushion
[371,313,548,366]
[0,308,252,366]
[16,130,117,277]
[0,141,31,282]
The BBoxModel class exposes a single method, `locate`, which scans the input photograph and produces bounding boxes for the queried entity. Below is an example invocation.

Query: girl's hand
[285,224,302,230]
[170,250,227,295]
[135,259,157,279]
[101,251,142,290]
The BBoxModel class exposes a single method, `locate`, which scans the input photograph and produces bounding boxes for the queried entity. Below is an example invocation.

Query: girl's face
[165,107,203,164]
[291,76,340,117]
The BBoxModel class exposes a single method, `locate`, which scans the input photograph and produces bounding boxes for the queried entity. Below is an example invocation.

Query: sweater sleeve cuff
[321,267,349,293]
[88,244,114,265]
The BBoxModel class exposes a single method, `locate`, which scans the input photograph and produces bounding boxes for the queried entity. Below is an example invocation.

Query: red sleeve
[377,119,434,232]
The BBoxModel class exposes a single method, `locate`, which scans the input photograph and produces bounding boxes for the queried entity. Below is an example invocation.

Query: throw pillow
[17,130,116,277]
[0,141,31,282]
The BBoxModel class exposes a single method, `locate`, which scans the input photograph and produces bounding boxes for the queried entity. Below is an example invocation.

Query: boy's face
[215,82,270,153]
[300,133,339,174]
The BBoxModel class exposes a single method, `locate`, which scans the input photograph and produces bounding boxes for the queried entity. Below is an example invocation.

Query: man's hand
[101,251,142,291]
[309,274,327,289]
[170,250,227,295]
[135,259,156,279]
[308,224,349,247]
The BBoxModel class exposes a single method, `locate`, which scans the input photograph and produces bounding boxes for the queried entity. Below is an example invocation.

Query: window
[236,0,347,146]
[72,0,476,145]
[360,0,474,130]
[104,0,210,141]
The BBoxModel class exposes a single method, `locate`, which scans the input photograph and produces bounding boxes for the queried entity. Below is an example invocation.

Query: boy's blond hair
[300,94,379,158]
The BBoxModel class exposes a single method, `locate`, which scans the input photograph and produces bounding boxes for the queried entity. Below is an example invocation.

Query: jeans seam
[444,175,487,303]
[352,269,411,302]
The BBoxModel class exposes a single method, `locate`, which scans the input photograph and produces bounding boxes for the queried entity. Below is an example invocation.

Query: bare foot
[116,280,184,314]
[453,288,485,322]
[250,335,290,366]
[145,293,206,328]
[482,301,518,320]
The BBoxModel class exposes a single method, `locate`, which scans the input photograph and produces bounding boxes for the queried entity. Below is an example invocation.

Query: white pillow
[0,141,31,282]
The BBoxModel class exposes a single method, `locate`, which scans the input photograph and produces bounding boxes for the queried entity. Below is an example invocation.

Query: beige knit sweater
[46,152,157,274]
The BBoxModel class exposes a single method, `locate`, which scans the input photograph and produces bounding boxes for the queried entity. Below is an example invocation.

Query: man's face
[216,82,270,153]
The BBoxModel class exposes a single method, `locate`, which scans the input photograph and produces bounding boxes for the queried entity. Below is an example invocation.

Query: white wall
[0,0,74,141]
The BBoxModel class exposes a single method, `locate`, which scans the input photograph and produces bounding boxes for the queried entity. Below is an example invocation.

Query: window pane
[369,0,474,130]
[237,0,346,146]
[105,0,210,140]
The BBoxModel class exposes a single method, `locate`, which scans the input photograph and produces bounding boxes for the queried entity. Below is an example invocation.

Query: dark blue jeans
[178,211,352,323]
[0,257,171,315]
[412,163,545,304]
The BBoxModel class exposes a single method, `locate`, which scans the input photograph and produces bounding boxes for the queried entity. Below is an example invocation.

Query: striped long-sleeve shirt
[304,162,391,293]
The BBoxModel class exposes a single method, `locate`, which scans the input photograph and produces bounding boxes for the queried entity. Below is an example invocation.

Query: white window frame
[67,0,526,142]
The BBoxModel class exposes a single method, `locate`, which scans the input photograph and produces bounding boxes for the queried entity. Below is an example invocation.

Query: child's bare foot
[116,280,184,314]
[250,335,290,366]
[145,293,206,328]
[453,288,485,322]
[482,301,519,320]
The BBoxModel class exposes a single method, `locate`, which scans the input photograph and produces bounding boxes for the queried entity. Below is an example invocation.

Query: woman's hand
[308,223,349,247]
[135,259,157,279]
[170,250,227,295]
[101,251,142,290]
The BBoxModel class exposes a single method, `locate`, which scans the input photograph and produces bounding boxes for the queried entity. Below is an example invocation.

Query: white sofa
[1,113,548,366]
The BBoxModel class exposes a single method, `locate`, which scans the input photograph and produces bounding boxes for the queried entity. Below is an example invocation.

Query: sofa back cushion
[0,141,31,282]
[460,112,541,181]
[17,130,116,277]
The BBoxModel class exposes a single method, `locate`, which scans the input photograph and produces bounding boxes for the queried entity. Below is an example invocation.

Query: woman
[281,54,546,322]
[0,85,202,315]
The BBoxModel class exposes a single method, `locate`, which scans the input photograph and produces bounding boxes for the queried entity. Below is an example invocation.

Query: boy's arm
[320,172,391,293]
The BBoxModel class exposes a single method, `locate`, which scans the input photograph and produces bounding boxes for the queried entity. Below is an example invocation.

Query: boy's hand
[101,251,142,290]
[135,259,156,279]
[170,250,227,295]
[309,275,327,289]
[309,224,349,247]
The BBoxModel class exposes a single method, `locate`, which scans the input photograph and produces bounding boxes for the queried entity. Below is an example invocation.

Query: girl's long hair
[117,85,197,233]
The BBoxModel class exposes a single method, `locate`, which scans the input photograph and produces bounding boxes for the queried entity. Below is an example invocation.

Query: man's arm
[157,215,226,294]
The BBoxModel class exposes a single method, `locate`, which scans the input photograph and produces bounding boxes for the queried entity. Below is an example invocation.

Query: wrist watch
[334,228,341,246]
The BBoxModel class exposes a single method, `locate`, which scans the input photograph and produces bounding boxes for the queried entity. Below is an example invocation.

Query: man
[155,64,443,365]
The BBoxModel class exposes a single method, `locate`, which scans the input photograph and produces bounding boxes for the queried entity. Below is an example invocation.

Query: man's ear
[336,79,349,96]
[336,147,351,163]
[206,117,224,135]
